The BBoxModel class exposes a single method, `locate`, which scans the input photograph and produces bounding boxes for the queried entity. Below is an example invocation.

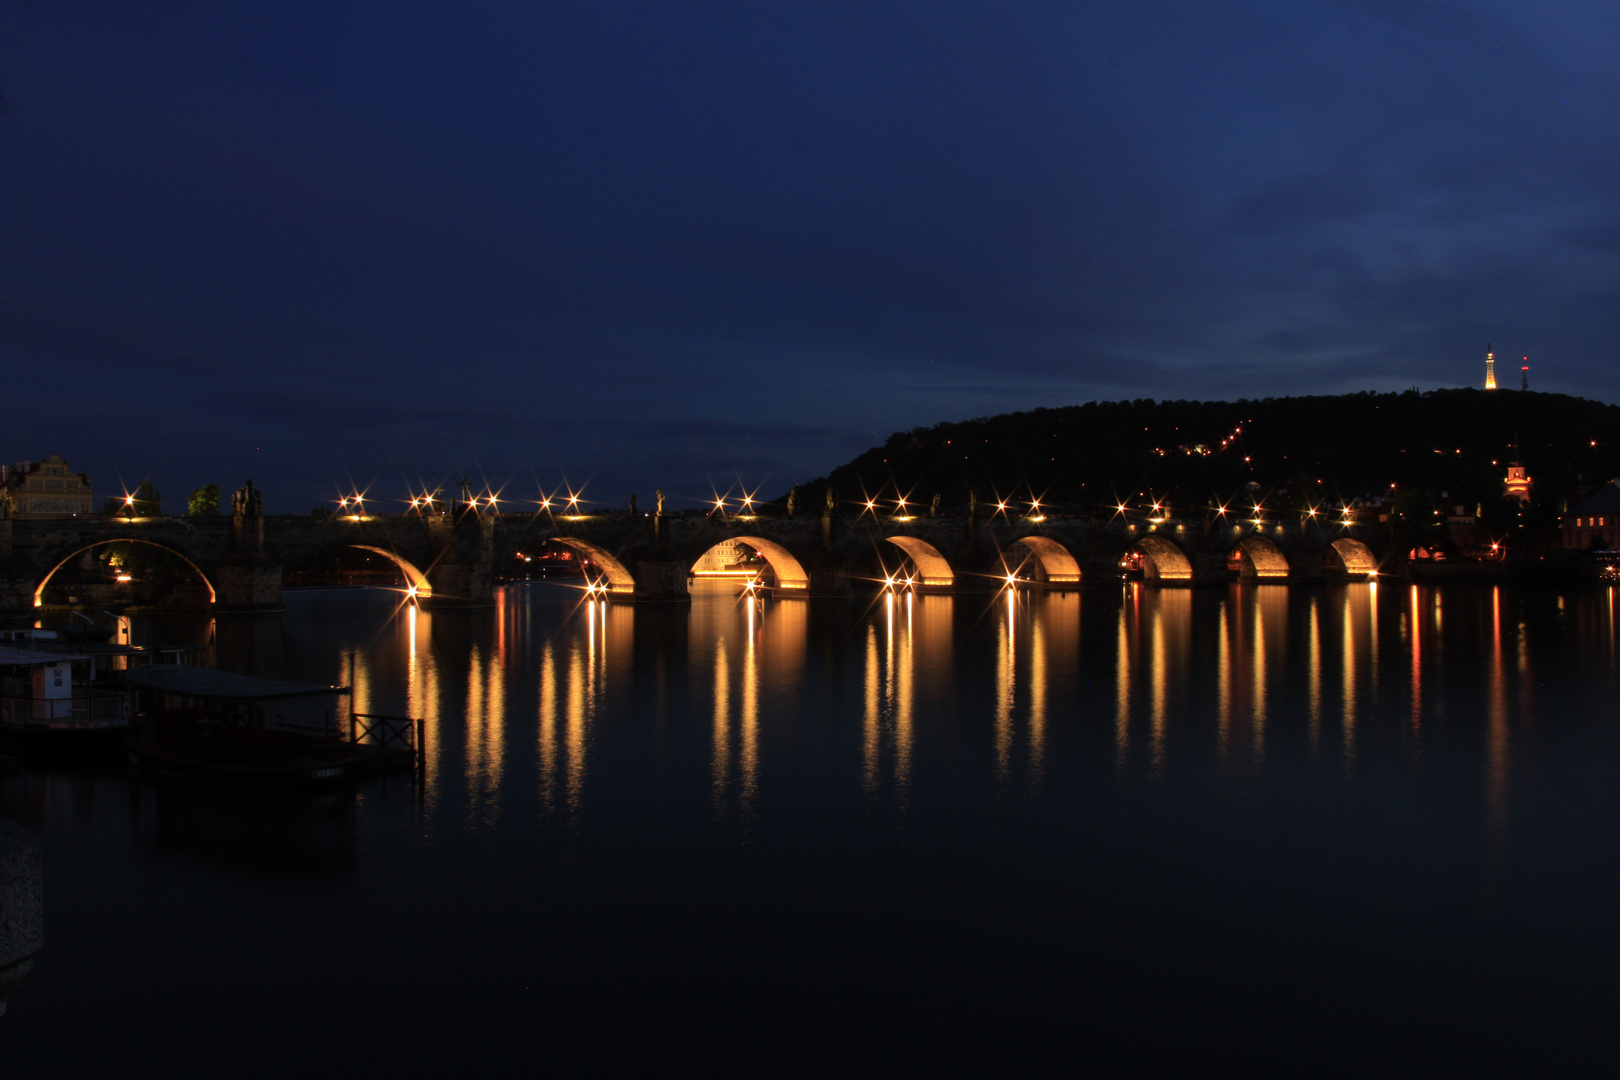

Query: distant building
[1503,456,1532,504]
[0,455,95,518]
[1484,345,1496,390]
[1563,483,1620,550]
[1341,493,1394,525]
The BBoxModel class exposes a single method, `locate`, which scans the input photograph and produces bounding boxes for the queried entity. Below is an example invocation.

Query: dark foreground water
[5,580,1620,1071]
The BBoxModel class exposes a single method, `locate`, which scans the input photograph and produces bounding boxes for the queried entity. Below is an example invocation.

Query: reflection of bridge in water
[200,575,1537,859]
[0,481,1385,612]
[350,578,1523,829]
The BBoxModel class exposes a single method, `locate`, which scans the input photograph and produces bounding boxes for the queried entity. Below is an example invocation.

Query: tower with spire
[1504,439,1532,503]
[1484,344,1496,390]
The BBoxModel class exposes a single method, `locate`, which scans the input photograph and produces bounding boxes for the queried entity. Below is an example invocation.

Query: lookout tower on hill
[1484,345,1496,390]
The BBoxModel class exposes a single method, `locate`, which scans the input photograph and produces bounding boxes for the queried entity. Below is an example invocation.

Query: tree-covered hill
[788,389,1620,540]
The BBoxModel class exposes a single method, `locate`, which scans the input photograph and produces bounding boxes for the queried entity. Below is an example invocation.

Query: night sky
[3,2,1617,512]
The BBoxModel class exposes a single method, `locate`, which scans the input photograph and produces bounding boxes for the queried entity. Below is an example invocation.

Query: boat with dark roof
[123,665,419,788]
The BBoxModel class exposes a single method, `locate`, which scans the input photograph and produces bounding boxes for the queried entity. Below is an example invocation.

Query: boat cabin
[0,645,134,732]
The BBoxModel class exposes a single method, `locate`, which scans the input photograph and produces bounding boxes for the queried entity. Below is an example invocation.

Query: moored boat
[0,645,135,748]
[123,665,418,788]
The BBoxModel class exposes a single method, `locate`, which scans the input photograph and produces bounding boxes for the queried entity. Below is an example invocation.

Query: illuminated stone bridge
[0,484,1388,612]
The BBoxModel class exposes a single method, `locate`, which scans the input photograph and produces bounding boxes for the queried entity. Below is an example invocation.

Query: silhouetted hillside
[788,389,1620,543]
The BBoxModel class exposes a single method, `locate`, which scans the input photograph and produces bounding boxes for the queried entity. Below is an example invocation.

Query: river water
[4,580,1620,1070]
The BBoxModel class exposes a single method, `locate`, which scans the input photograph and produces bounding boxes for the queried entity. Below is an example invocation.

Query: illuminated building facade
[0,454,94,518]
[1503,450,1531,504]
[1564,482,1620,550]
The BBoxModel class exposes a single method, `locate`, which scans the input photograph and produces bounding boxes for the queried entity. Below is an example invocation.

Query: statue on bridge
[629,492,638,517]
[824,486,836,516]
[930,493,941,518]
[0,486,12,520]
[655,489,666,517]
[230,479,265,555]
[786,487,798,518]
[231,480,262,517]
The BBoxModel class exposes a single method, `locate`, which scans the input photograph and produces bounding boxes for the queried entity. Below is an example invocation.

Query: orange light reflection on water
[336,575,1598,857]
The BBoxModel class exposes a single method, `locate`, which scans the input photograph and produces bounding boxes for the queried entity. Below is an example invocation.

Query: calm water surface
[6,580,1620,1070]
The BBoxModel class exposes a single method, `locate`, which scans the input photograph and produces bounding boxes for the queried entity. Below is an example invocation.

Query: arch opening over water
[1004,536,1081,584]
[1130,536,1193,582]
[1327,538,1378,578]
[884,536,955,587]
[347,545,434,599]
[33,539,217,607]
[548,538,637,594]
[1228,535,1291,579]
[691,536,809,591]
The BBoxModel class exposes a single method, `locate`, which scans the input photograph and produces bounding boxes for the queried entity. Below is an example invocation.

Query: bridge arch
[547,538,638,595]
[1130,536,1193,582]
[1228,535,1291,580]
[33,539,217,607]
[1327,537,1378,578]
[690,536,809,591]
[884,536,954,587]
[346,545,434,599]
[1004,536,1081,584]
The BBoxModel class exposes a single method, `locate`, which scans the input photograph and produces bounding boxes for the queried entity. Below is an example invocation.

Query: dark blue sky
[3,2,1617,511]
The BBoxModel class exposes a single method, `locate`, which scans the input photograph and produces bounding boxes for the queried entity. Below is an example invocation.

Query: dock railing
[350,712,422,755]
[0,688,132,730]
